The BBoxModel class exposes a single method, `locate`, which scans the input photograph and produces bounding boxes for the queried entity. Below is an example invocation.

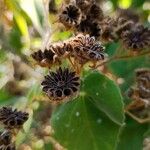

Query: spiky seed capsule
[41,67,80,101]
[72,34,105,64]
[31,49,57,68]
[59,5,81,28]
[135,68,150,99]
[121,24,150,51]
[0,131,12,146]
[0,107,29,129]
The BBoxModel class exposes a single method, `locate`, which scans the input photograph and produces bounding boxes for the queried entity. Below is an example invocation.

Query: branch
[96,50,150,68]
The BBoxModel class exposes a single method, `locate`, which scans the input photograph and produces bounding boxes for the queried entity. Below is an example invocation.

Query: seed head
[0,107,29,129]
[87,4,103,21]
[75,0,95,11]
[114,17,134,38]
[31,48,57,68]
[100,16,117,42]
[41,67,80,101]
[72,34,105,64]
[59,5,81,28]
[121,24,150,51]
[77,19,101,39]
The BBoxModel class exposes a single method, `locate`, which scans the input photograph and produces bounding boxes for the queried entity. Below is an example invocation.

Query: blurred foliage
[0,0,150,150]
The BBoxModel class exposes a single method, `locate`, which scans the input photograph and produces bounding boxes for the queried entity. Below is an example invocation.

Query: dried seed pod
[116,8,139,23]
[100,16,117,42]
[87,4,103,21]
[75,0,95,12]
[90,22,101,38]
[121,24,150,51]
[59,4,81,28]
[0,107,29,129]
[135,68,150,99]
[41,67,80,101]
[0,130,12,146]
[114,17,134,38]
[31,48,59,68]
[72,34,105,64]
[49,42,74,57]
[76,18,91,34]
[77,19,101,39]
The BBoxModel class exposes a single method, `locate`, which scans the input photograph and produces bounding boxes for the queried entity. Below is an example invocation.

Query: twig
[125,110,150,124]
[96,50,150,68]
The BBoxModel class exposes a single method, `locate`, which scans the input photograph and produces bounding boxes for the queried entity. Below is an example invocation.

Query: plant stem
[96,50,150,68]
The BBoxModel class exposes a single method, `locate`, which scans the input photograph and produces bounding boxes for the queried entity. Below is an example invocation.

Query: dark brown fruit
[59,5,81,28]
[41,67,80,101]
[121,24,150,51]
[0,107,29,129]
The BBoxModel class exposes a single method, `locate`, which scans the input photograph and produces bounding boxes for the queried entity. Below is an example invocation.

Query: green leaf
[51,96,121,150]
[108,55,150,92]
[51,71,124,150]
[83,71,124,125]
[117,116,148,150]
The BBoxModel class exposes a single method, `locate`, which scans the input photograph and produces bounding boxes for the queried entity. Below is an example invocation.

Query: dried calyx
[0,107,28,150]
[0,107,29,130]
[71,34,105,64]
[41,67,80,102]
[31,34,106,69]
[59,4,81,28]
